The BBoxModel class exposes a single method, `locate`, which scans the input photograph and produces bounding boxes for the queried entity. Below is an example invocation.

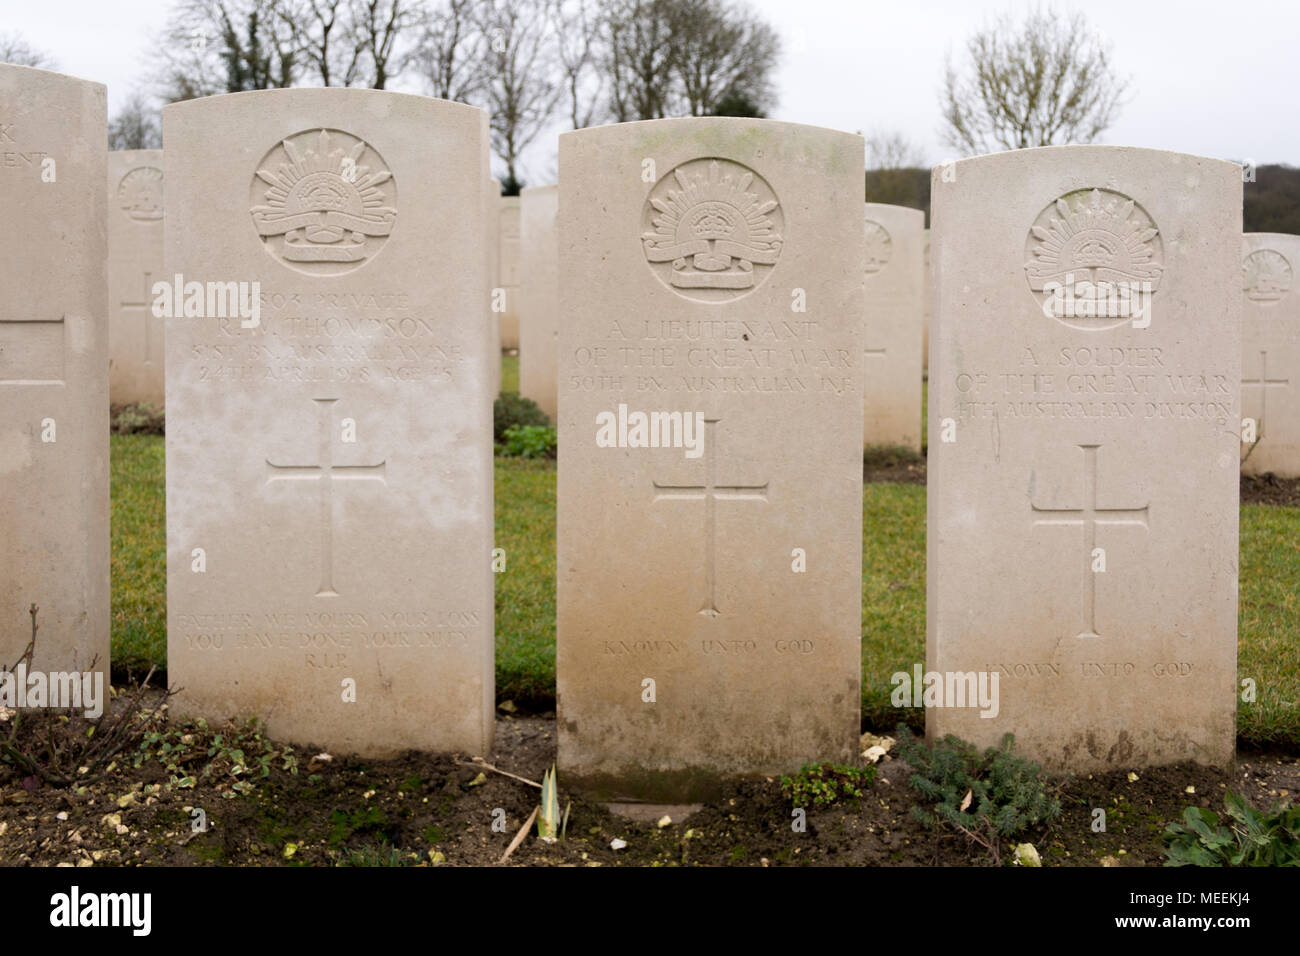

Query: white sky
[6,0,1296,182]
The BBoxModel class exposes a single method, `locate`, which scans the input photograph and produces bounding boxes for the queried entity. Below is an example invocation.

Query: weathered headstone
[863,203,923,451]
[499,195,520,350]
[1240,233,1300,477]
[165,90,495,755]
[486,177,501,394]
[922,227,930,373]
[108,149,165,406]
[557,119,865,801]
[928,147,1240,771]
[0,64,109,676]
[519,184,558,422]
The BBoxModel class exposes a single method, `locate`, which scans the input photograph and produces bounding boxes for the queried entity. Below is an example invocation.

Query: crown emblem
[1025,189,1163,330]
[642,159,783,301]
[1243,249,1293,303]
[864,220,892,273]
[117,166,163,222]
[250,129,396,274]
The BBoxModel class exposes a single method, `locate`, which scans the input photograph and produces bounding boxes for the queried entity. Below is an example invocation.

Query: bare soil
[3,697,1295,867]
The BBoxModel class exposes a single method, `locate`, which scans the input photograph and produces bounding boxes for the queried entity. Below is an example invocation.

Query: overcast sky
[7,0,1296,181]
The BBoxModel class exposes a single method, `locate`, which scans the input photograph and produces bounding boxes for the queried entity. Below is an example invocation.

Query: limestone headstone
[108,149,165,406]
[928,146,1240,771]
[863,203,923,451]
[922,227,930,373]
[1240,233,1300,477]
[0,64,109,676]
[486,177,501,394]
[499,196,520,350]
[557,118,865,801]
[165,90,495,755]
[519,184,558,422]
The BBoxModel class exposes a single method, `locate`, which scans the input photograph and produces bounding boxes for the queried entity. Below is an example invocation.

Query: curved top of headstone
[0,60,105,95]
[865,202,924,221]
[932,145,1241,333]
[560,114,863,143]
[1244,232,1300,242]
[932,143,1242,177]
[1242,232,1300,304]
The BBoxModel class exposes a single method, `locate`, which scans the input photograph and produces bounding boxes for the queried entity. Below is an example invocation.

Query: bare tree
[108,93,163,150]
[154,0,301,101]
[672,0,778,117]
[347,0,418,89]
[285,0,363,86]
[941,7,1129,155]
[865,130,923,170]
[0,31,57,68]
[549,0,601,128]
[411,0,486,102]
[477,0,561,192]
[599,0,677,121]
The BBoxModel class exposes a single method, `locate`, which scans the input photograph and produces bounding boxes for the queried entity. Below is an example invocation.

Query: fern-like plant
[896,726,1060,864]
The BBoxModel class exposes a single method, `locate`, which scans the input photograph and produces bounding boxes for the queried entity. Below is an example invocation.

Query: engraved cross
[652,418,767,618]
[119,269,157,365]
[0,315,65,385]
[265,398,387,597]
[1030,443,1148,639]
[1242,349,1289,436]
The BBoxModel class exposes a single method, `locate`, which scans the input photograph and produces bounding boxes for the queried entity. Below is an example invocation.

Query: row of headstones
[110,154,927,452]
[2,64,1289,803]
[109,154,521,405]
[107,154,1299,476]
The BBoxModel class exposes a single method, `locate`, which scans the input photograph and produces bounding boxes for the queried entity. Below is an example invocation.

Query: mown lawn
[110,431,1300,748]
[500,351,519,394]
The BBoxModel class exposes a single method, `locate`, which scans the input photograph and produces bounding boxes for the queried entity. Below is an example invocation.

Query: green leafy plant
[896,727,1060,864]
[1164,791,1300,866]
[494,391,549,442]
[135,716,298,791]
[110,402,165,435]
[500,424,557,459]
[780,763,876,808]
[336,843,415,867]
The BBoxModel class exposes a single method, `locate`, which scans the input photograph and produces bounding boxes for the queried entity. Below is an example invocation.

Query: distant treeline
[866,163,1300,235]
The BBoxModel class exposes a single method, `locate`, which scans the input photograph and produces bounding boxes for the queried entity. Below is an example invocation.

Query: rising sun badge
[250,128,397,276]
[641,158,783,303]
[1025,188,1163,330]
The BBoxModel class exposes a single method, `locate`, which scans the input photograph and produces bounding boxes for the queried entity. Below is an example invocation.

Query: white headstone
[928,147,1240,771]
[164,90,495,755]
[1240,233,1300,477]
[108,149,165,406]
[519,184,558,422]
[863,203,923,451]
[0,65,109,677]
[499,196,520,350]
[557,118,865,801]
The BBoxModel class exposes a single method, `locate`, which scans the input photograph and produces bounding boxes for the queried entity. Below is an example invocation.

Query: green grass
[110,434,166,674]
[860,483,927,731]
[493,457,556,707]
[1238,503,1300,747]
[500,351,518,394]
[110,434,1300,749]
